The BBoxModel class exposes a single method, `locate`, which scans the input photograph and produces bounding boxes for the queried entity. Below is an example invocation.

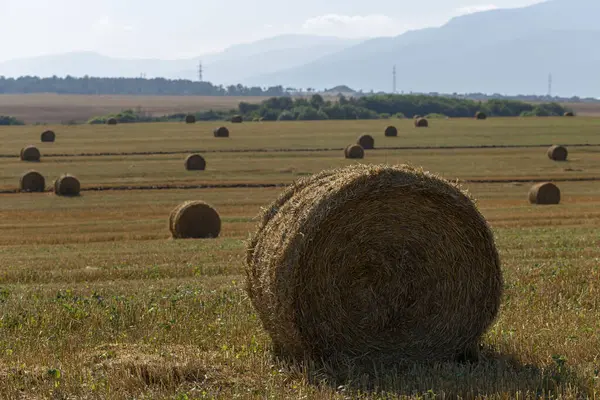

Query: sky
[0,0,544,62]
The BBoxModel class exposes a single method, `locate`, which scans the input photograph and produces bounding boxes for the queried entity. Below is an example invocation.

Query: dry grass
[0,117,599,398]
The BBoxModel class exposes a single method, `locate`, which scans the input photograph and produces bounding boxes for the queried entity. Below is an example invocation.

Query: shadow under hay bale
[246,164,503,367]
[357,134,374,149]
[54,174,81,196]
[185,154,206,171]
[344,144,364,159]
[564,111,575,117]
[384,126,398,137]
[20,146,41,162]
[475,111,487,120]
[547,145,568,161]
[213,126,230,138]
[529,182,560,205]
[170,201,221,239]
[107,118,118,125]
[415,118,429,128]
[40,130,56,142]
[19,170,45,192]
[185,114,196,124]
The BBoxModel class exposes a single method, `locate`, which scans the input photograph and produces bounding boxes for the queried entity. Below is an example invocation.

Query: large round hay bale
[20,146,41,162]
[231,115,243,123]
[107,118,118,125]
[213,126,230,138]
[185,114,196,124]
[344,144,364,159]
[246,164,503,364]
[54,174,81,196]
[384,126,398,137]
[40,130,56,142]
[415,117,429,128]
[529,182,560,205]
[357,134,374,150]
[413,114,421,120]
[19,170,45,192]
[169,201,221,239]
[564,111,575,117]
[475,111,487,120]
[185,154,206,171]
[547,145,568,161]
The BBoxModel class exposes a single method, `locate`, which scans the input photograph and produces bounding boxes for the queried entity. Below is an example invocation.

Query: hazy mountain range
[1,0,599,97]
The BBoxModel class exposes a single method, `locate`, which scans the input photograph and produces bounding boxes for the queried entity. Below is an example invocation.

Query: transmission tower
[547,73,553,97]
[198,61,203,82]
[392,65,397,93]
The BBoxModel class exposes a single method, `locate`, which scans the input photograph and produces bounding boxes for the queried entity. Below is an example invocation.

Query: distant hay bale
[547,145,568,161]
[185,154,206,171]
[245,164,503,365]
[231,115,243,123]
[213,126,230,138]
[475,111,487,120]
[384,126,398,137]
[344,144,364,159]
[413,115,421,120]
[107,118,118,125]
[357,134,374,149]
[529,182,560,205]
[415,117,429,128]
[20,146,41,162]
[40,130,56,142]
[252,117,260,122]
[185,114,196,124]
[54,174,81,196]
[19,170,45,192]
[564,111,575,117]
[169,201,221,239]
[259,117,265,122]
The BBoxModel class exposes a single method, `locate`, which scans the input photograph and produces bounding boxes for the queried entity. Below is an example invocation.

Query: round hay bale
[185,114,196,124]
[384,126,398,137]
[40,130,56,142]
[213,126,230,138]
[169,201,221,239]
[475,111,487,120]
[107,118,118,125]
[246,164,502,364]
[54,174,81,196]
[19,170,45,192]
[252,117,260,122]
[344,144,364,159]
[185,154,206,171]
[231,115,243,123]
[564,111,575,117]
[357,134,374,150]
[20,146,41,162]
[413,114,421,120]
[547,145,568,161]
[529,182,560,205]
[415,117,429,128]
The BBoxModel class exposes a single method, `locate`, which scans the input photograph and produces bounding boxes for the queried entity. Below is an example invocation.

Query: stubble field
[0,117,599,399]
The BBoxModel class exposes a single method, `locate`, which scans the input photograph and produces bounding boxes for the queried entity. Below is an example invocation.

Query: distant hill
[244,0,600,97]
[0,35,360,84]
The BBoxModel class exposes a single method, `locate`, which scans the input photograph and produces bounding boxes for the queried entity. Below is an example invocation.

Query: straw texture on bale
[107,118,118,125]
[19,170,45,192]
[20,146,41,162]
[564,111,575,117]
[185,154,206,171]
[246,164,503,364]
[170,201,221,239]
[54,174,81,196]
[384,126,398,137]
[357,134,374,150]
[185,114,196,124]
[213,127,230,138]
[475,111,487,120]
[231,115,243,123]
[415,117,429,127]
[529,182,560,205]
[344,144,364,159]
[40,130,56,142]
[547,145,568,161]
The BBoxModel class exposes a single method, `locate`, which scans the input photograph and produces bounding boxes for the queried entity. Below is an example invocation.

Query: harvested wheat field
[0,116,599,399]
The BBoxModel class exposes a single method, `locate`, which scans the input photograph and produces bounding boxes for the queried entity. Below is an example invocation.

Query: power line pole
[198,61,203,82]
[547,73,552,97]
[392,65,397,94]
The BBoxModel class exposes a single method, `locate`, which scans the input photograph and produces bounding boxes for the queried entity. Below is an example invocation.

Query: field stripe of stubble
[1,177,600,194]
[1,143,600,158]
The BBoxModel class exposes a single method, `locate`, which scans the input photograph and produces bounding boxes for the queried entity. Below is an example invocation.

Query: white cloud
[92,17,135,34]
[301,14,404,38]
[455,4,498,15]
